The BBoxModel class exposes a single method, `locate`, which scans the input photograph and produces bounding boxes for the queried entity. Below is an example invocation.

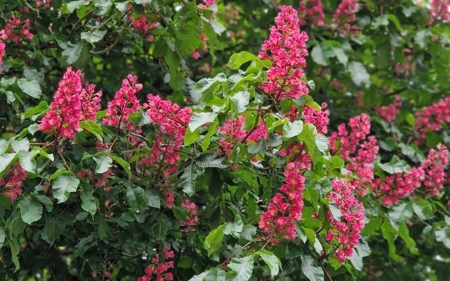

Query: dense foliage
[1,0,450,280]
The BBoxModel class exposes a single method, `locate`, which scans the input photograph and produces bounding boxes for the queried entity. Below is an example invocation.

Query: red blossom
[0,163,27,201]
[421,144,449,196]
[332,0,359,36]
[414,97,450,143]
[259,6,309,100]
[103,74,142,131]
[325,179,365,263]
[298,0,325,27]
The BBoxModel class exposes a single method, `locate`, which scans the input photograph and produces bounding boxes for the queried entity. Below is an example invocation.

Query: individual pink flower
[259,6,310,100]
[103,75,142,131]
[325,179,365,263]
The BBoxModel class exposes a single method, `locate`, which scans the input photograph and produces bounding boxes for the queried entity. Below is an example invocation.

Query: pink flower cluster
[259,161,305,240]
[103,75,142,131]
[138,246,174,281]
[40,66,82,138]
[0,163,27,201]
[36,0,51,9]
[329,114,379,193]
[259,6,310,100]
[130,15,160,41]
[4,16,33,43]
[181,199,199,226]
[40,67,102,139]
[218,115,246,156]
[430,0,450,22]
[198,0,216,9]
[421,144,449,196]
[246,122,269,143]
[414,97,450,143]
[332,0,359,36]
[372,167,425,206]
[325,179,365,263]
[298,0,325,27]
[374,96,402,122]
[303,103,330,134]
[0,30,6,67]
[394,48,415,76]
[279,142,312,170]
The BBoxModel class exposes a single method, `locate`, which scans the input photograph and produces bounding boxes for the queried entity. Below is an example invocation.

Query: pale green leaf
[17,78,42,99]
[227,255,254,281]
[204,225,224,256]
[52,175,80,203]
[301,254,324,281]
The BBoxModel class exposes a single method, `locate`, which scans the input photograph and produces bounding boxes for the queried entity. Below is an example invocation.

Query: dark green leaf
[181,163,196,196]
[126,185,148,211]
[81,187,98,217]
[18,196,43,225]
[62,42,83,65]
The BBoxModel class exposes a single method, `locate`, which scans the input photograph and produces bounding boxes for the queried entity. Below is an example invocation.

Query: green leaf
[176,20,202,55]
[18,150,38,173]
[223,216,244,237]
[93,0,112,15]
[228,51,257,70]
[315,134,329,154]
[184,127,200,146]
[110,153,131,178]
[126,185,148,211]
[240,224,257,241]
[41,219,65,245]
[79,120,104,141]
[18,196,43,225]
[8,237,20,271]
[135,0,152,3]
[333,48,348,65]
[189,272,208,281]
[256,250,281,277]
[389,203,413,224]
[206,268,226,281]
[81,187,98,217]
[81,29,107,44]
[145,190,160,209]
[65,0,90,13]
[311,44,328,66]
[227,255,254,281]
[0,228,5,249]
[283,120,303,138]
[298,123,317,157]
[17,78,42,99]
[24,101,49,119]
[181,163,196,196]
[0,153,16,174]
[204,225,224,256]
[381,220,401,261]
[378,155,410,174]
[230,90,250,113]
[300,254,324,281]
[415,30,430,49]
[435,227,450,248]
[398,221,417,254]
[62,42,84,65]
[189,112,218,132]
[52,175,80,204]
[35,195,54,212]
[93,155,112,174]
[387,14,402,31]
[413,199,434,220]
[0,139,9,155]
[11,139,29,152]
[196,154,227,169]
[348,61,370,88]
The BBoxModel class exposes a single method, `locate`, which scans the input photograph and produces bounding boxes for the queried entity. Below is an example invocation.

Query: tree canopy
[1,0,450,280]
